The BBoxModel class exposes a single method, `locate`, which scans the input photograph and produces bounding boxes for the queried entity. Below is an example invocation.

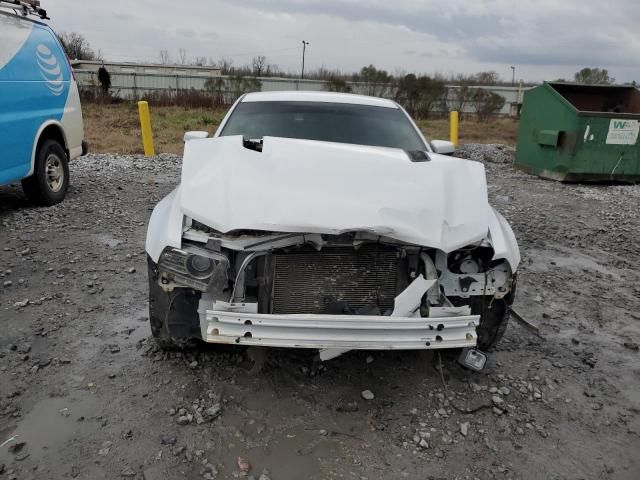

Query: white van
[0,1,86,206]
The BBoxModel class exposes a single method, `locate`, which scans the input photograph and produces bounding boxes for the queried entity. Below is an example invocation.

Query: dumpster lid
[547,82,640,118]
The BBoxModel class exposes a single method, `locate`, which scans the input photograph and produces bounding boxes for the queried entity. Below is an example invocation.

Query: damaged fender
[488,207,521,271]
[146,188,184,263]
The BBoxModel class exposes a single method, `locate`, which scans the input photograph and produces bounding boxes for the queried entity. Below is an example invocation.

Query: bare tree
[252,56,266,76]
[159,50,171,65]
[212,57,234,75]
[302,65,348,81]
[178,48,187,65]
[448,74,476,118]
[204,77,227,106]
[56,32,100,60]
[473,71,501,85]
[263,62,283,77]
[206,76,262,105]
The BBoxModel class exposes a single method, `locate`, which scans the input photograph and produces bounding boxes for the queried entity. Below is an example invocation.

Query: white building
[71,60,222,78]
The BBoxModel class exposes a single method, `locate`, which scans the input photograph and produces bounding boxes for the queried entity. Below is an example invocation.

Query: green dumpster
[515,82,640,182]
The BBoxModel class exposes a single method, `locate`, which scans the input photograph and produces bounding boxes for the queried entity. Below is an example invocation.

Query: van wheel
[22,139,69,206]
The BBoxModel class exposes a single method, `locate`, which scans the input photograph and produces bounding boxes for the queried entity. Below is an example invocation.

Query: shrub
[473,89,506,121]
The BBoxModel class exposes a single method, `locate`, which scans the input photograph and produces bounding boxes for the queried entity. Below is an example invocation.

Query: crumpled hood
[179,135,491,253]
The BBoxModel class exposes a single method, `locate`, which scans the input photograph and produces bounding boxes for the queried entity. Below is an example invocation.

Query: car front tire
[476,273,518,351]
[148,256,203,349]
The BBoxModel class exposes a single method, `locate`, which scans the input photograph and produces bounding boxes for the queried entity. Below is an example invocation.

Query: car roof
[241,91,399,108]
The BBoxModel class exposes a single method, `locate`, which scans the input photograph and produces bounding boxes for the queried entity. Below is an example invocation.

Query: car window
[220,101,427,151]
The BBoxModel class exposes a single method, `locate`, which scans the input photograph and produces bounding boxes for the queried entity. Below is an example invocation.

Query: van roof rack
[0,0,49,20]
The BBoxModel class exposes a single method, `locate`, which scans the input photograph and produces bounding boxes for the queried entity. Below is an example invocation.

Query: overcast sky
[49,0,639,83]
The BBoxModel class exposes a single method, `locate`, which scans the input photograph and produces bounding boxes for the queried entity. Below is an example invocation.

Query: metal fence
[74,69,530,116]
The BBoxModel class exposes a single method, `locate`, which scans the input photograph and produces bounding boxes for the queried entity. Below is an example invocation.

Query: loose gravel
[0,146,639,479]
[455,143,516,164]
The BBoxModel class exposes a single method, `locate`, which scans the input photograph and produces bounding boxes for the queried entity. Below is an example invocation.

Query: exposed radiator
[271,245,400,315]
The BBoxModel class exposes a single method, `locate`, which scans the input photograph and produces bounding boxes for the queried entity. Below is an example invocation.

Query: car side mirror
[430,140,455,155]
[184,131,209,143]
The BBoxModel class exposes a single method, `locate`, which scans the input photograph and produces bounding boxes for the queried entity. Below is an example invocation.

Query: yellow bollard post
[449,110,459,147]
[138,101,155,156]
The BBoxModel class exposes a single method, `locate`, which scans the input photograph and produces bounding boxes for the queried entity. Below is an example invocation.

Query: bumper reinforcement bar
[205,310,480,350]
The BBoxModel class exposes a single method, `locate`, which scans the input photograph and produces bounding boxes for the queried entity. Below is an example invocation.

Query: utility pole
[301,40,309,80]
[511,66,515,87]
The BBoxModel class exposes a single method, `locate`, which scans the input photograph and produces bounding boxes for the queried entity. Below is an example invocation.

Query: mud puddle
[0,394,100,465]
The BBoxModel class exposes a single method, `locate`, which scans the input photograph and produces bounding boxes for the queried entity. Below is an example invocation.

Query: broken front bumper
[203,309,480,351]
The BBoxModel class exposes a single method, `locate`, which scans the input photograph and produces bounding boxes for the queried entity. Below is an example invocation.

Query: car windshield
[219,101,427,150]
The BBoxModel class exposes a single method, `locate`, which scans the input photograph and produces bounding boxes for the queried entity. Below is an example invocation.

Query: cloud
[112,12,133,21]
[234,0,640,69]
[47,0,640,82]
[175,27,196,38]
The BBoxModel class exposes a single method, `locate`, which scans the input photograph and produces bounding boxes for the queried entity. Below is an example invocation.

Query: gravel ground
[0,146,639,480]
[454,144,516,165]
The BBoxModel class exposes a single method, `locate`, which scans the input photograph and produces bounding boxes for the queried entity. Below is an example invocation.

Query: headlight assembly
[186,255,215,279]
[158,247,229,292]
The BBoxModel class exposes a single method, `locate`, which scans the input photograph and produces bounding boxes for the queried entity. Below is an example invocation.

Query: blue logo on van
[36,43,65,95]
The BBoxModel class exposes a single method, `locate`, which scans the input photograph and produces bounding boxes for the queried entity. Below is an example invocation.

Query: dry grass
[415,117,519,145]
[82,103,225,155]
[83,103,519,155]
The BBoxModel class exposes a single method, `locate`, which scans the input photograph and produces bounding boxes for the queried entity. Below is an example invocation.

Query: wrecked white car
[145,91,520,359]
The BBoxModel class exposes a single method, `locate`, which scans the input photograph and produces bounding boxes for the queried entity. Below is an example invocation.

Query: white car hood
[178,135,493,254]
